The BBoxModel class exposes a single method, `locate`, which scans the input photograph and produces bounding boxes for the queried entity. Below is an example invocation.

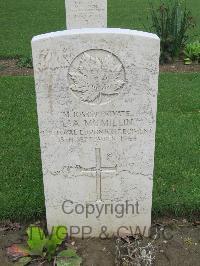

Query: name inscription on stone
[48,110,152,144]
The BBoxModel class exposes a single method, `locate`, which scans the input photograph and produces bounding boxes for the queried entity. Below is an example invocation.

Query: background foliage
[147,0,195,63]
[0,0,200,58]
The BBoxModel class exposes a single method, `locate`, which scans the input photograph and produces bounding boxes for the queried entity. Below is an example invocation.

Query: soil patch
[0,59,33,76]
[0,218,200,266]
[0,59,200,77]
[160,61,200,73]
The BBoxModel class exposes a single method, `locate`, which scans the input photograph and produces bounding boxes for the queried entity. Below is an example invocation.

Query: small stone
[66,0,107,29]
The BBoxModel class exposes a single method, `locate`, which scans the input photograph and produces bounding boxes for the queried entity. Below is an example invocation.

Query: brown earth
[160,61,200,73]
[0,218,200,266]
[0,59,33,76]
[0,59,200,77]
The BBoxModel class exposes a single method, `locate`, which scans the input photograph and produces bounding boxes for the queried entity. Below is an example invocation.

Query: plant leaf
[56,257,82,266]
[45,241,57,261]
[26,226,46,255]
[45,226,67,260]
[48,226,67,246]
[56,249,82,266]
[15,257,32,266]
[6,244,29,261]
[57,249,77,258]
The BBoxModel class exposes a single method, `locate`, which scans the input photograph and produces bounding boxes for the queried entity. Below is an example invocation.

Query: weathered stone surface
[32,28,160,237]
[65,0,107,29]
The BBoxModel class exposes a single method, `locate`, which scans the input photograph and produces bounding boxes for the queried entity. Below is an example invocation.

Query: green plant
[17,56,33,68]
[27,225,67,261]
[56,249,82,266]
[184,41,200,64]
[6,225,81,265]
[147,0,195,63]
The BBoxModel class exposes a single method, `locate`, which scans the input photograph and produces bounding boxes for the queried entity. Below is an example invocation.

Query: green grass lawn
[0,0,200,58]
[0,74,199,221]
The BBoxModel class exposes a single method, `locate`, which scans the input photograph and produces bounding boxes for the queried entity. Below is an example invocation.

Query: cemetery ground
[0,0,200,265]
[0,219,200,265]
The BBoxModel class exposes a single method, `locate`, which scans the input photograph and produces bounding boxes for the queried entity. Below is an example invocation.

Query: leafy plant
[184,41,200,64]
[6,225,82,265]
[17,56,33,68]
[147,0,195,63]
[56,249,82,266]
[45,226,69,261]
[15,257,32,266]
[7,225,82,265]
[27,226,46,256]
[27,225,67,261]
[184,58,192,65]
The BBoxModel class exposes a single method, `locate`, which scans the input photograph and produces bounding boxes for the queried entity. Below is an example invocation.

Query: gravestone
[32,0,160,238]
[65,0,107,29]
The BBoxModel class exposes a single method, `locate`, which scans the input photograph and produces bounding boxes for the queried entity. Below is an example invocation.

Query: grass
[154,73,200,216]
[0,0,200,58]
[0,74,199,221]
[0,77,44,220]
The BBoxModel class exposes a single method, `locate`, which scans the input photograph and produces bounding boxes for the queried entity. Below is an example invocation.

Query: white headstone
[32,28,160,238]
[65,0,107,29]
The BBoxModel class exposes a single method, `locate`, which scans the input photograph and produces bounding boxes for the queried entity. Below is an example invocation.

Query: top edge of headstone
[32,28,160,43]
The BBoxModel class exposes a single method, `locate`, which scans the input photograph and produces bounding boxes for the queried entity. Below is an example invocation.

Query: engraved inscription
[68,49,126,105]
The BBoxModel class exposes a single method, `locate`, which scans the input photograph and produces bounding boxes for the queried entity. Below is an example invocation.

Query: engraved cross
[81,148,117,201]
